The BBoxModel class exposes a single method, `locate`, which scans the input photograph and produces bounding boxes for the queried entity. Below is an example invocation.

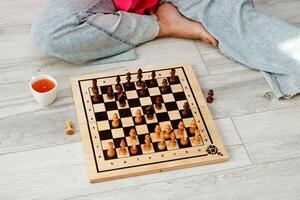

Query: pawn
[107,142,116,158]
[164,125,172,139]
[119,139,127,156]
[145,105,155,120]
[177,121,185,136]
[112,113,120,128]
[158,132,166,151]
[143,134,152,152]
[125,72,132,88]
[107,86,114,100]
[154,125,161,140]
[168,131,177,148]
[182,102,191,117]
[208,89,214,96]
[129,128,137,141]
[93,93,100,103]
[189,120,197,135]
[180,135,189,146]
[130,139,138,155]
[193,130,201,145]
[92,79,99,94]
[155,96,162,110]
[161,79,168,94]
[134,109,143,124]
[206,95,214,103]
[169,68,176,84]
[139,82,147,97]
[65,121,74,135]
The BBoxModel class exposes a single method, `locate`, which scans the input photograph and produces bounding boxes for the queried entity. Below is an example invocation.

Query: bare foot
[155,3,218,46]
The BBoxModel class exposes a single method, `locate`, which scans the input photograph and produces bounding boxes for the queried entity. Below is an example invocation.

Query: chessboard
[71,64,228,183]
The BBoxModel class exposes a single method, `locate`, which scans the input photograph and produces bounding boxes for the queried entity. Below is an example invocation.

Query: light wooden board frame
[71,63,228,183]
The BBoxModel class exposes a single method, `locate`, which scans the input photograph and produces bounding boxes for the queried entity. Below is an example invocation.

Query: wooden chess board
[70,64,228,183]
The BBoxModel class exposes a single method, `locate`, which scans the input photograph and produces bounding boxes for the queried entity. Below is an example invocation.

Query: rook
[169,68,176,84]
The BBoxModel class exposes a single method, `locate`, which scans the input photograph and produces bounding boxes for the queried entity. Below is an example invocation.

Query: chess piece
[180,135,189,146]
[158,132,166,151]
[125,72,132,88]
[161,79,168,94]
[65,120,74,135]
[93,92,100,103]
[130,139,138,155]
[193,130,201,145]
[150,70,156,86]
[115,84,123,94]
[112,113,120,128]
[118,92,127,107]
[136,68,143,87]
[134,109,143,124]
[129,128,137,141]
[107,86,114,100]
[182,102,191,117]
[154,125,161,140]
[206,95,214,103]
[189,120,197,135]
[107,142,116,158]
[139,82,147,97]
[155,96,162,110]
[119,139,127,156]
[169,68,176,84]
[143,134,152,152]
[168,131,177,148]
[92,79,99,94]
[115,75,121,87]
[177,121,185,136]
[164,125,172,139]
[208,89,214,96]
[145,105,155,120]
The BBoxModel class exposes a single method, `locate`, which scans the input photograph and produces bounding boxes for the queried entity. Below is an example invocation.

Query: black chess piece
[93,92,100,103]
[107,86,114,100]
[92,79,99,95]
[150,70,156,87]
[145,105,155,120]
[136,68,143,87]
[125,72,132,88]
[115,75,122,90]
[139,82,147,97]
[155,96,162,110]
[208,89,214,96]
[161,79,168,94]
[169,68,176,84]
[182,102,191,117]
[115,84,123,94]
[206,95,214,103]
[118,92,127,107]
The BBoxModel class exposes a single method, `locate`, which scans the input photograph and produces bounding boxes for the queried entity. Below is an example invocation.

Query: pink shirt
[114,0,159,15]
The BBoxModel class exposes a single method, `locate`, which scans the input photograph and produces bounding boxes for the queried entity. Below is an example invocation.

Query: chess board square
[133,115,146,125]
[116,147,129,158]
[173,92,186,101]
[174,129,188,139]
[170,84,183,93]
[95,111,108,121]
[190,136,203,147]
[109,119,123,129]
[150,132,160,142]
[147,122,159,133]
[126,90,138,99]
[103,149,118,160]
[128,145,143,156]
[128,98,141,107]
[141,144,155,154]
[117,101,129,110]
[183,118,194,127]
[104,101,118,111]
[100,85,112,94]
[137,89,149,97]
[139,97,152,106]
[165,102,178,111]
[97,120,110,131]
[123,126,135,137]
[170,119,182,130]
[166,140,179,150]
[150,95,164,104]
[152,142,167,152]
[176,100,187,110]
[135,124,149,135]
[123,82,136,91]
[145,114,158,124]
[121,117,134,127]
[180,109,193,119]
[101,139,114,150]
[154,103,167,113]
[162,94,175,103]
[111,128,125,138]
[157,78,169,86]
[107,110,119,120]
[156,112,170,122]
[148,87,161,96]
[145,79,158,88]
[137,134,152,145]
[167,76,180,85]
[159,121,172,130]
[103,94,115,102]
[130,107,144,116]
[159,86,172,94]
[119,108,132,118]
[94,103,106,113]
[91,94,104,104]
[177,138,192,149]
[99,130,113,140]
[168,110,181,120]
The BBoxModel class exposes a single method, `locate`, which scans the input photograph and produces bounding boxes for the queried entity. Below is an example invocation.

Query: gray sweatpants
[32,0,300,98]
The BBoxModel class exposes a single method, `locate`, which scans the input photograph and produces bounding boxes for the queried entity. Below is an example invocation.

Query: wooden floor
[1,0,300,199]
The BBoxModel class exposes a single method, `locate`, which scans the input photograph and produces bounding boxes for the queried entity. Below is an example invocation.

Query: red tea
[32,79,56,93]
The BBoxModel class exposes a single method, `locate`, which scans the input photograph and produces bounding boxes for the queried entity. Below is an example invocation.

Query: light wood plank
[233,106,300,164]
[71,157,300,200]
[0,143,250,200]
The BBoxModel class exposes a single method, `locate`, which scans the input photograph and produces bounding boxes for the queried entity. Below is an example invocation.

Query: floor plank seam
[192,40,211,75]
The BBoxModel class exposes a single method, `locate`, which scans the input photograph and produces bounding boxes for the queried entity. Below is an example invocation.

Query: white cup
[30,75,57,106]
